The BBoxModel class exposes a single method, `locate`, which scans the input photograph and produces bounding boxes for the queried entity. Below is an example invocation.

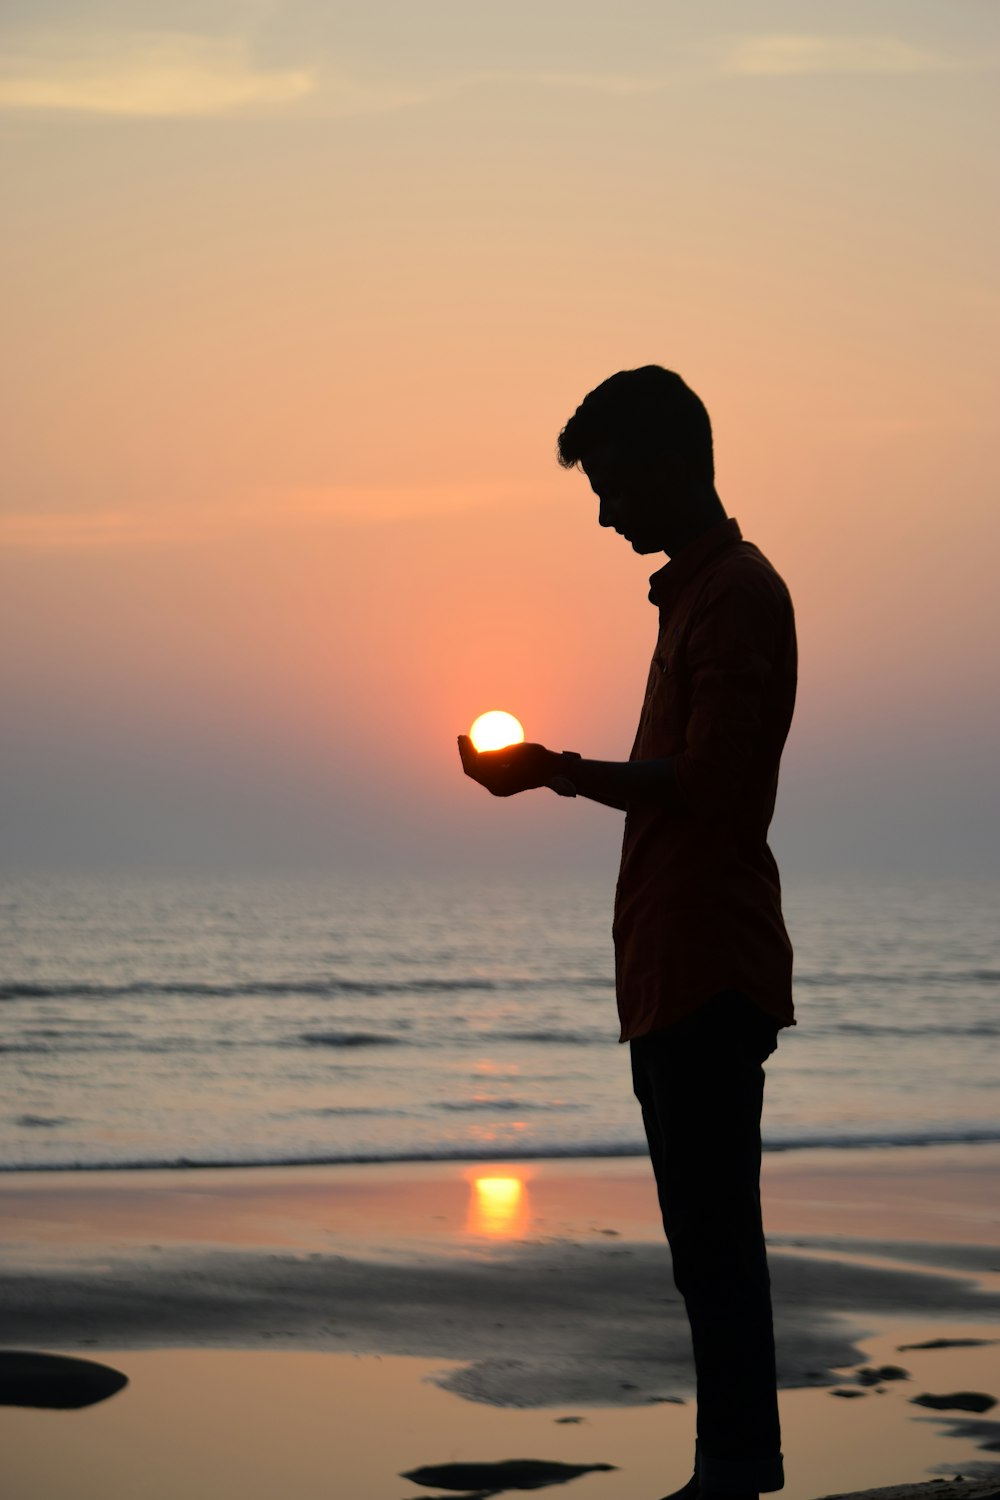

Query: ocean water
[1,873,997,1172]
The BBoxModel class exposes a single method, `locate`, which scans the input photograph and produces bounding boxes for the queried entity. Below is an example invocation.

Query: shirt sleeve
[671,572,788,818]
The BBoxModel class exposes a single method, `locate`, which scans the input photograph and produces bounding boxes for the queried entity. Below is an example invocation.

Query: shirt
[613,516,797,1040]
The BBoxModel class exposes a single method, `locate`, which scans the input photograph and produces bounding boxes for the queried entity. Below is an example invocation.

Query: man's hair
[557,365,714,481]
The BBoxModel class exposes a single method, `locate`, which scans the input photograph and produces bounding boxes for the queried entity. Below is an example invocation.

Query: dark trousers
[630,992,784,1495]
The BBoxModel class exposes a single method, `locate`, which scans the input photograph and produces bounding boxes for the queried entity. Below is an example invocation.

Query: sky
[2,1,998,879]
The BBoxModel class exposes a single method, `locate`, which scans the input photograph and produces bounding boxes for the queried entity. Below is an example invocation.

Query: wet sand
[1,1147,998,1499]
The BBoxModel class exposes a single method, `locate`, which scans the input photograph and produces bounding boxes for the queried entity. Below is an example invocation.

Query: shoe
[660,1484,758,1500]
[659,1477,700,1500]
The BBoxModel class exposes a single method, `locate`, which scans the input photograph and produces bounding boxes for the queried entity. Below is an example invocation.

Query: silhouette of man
[458,366,796,1500]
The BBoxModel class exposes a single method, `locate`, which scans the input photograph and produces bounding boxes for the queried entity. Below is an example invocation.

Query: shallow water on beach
[1,872,998,1171]
[1,1336,998,1500]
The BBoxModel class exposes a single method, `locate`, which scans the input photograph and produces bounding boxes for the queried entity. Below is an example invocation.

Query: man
[458,366,796,1500]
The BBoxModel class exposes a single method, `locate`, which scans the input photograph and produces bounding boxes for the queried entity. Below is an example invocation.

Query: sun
[469,711,525,752]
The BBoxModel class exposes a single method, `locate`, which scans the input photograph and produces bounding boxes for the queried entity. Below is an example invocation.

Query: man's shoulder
[681,542,793,640]
[710,540,792,605]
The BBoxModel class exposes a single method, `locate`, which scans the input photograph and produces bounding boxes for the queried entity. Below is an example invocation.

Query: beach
[2,1145,999,1500]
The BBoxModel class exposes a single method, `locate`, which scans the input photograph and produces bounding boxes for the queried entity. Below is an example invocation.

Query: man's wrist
[547,750,582,798]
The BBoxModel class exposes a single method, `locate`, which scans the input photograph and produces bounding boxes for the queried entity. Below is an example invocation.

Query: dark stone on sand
[831,1388,867,1398]
[899,1350,1000,1362]
[0,1351,128,1409]
[857,1366,910,1385]
[553,1417,583,1424]
[402,1460,617,1495]
[911,1392,998,1414]
[932,1416,1000,1453]
[814,1478,1000,1500]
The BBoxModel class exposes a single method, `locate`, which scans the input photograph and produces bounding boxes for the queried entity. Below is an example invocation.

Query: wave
[287,1106,415,1118]
[1,1037,259,1056]
[5,1124,1000,1173]
[499,1030,602,1045]
[298,1031,405,1048]
[818,1021,1000,1039]
[296,1026,603,1050]
[0,1027,609,1057]
[3,968,996,1005]
[5,1015,995,1059]
[796,970,1000,987]
[437,1098,580,1113]
[0,975,615,1001]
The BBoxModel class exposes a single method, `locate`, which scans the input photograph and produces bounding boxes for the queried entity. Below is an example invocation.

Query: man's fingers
[458,734,498,784]
[457,735,543,798]
[457,734,478,774]
[457,734,514,795]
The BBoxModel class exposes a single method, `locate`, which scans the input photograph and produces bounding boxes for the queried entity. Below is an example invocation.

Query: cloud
[0,33,314,116]
[0,509,165,550]
[0,24,988,120]
[719,34,965,78]
[0,483,536,551]
[511,70,667,97]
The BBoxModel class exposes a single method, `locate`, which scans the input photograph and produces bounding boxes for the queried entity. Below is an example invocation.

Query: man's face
[580,446,669,556]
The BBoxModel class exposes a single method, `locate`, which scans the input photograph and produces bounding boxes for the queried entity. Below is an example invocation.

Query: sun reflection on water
[467,1173,531,1239]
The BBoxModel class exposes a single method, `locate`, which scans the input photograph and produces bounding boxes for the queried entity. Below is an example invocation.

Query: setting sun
[469,711,525,753]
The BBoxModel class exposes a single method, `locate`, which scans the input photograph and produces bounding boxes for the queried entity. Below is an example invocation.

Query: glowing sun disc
[469,711,525,752]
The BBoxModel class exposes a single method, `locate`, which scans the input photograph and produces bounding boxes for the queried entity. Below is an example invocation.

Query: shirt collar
[648,517,743,609]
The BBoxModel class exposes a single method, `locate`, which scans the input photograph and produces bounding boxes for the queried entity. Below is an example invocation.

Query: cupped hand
[457,735,554,797]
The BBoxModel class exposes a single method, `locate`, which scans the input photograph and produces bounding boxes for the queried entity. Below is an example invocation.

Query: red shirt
[614,517,797,1039]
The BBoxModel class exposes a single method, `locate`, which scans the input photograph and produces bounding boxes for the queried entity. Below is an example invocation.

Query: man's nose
[599,496,618,528]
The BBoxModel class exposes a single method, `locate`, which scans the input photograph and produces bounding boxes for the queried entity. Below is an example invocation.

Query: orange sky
[2,3,998,875]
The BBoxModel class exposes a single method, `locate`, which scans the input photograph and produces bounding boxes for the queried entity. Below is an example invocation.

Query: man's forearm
[547,753,680,811]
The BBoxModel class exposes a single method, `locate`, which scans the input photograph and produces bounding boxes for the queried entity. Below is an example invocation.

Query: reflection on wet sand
[467,1174,531,1239]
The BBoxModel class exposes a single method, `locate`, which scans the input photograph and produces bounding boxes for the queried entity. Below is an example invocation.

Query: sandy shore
[1,1147,998,1500]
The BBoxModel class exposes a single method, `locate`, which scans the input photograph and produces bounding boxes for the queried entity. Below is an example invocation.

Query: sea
[1,873,998,1173]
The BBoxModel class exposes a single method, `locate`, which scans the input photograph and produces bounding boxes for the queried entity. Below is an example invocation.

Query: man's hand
[457,735,555,797]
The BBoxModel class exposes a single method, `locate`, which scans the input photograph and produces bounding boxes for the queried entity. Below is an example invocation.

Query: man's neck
[662,488,727,559]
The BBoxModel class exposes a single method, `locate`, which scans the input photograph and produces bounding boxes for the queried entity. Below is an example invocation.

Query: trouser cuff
[697,1441,784,1493]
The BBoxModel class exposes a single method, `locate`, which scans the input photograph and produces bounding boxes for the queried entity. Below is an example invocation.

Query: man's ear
[655,449,684,483]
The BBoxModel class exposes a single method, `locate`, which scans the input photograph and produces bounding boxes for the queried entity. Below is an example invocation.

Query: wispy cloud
[512,70,667,97]
[0,33,314,116]
[392,41,985,101]
[0,26,988,120]
[719,34,966,77]
[0,484,534,552]
[0,509,172,551]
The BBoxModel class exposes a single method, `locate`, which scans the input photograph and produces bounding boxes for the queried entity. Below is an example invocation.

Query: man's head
[557,366,719,556]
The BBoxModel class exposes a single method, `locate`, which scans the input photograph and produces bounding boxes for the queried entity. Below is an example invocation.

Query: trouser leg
[631,992,784,1494]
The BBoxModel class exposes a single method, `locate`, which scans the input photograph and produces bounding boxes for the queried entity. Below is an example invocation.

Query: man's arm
[457,736,680,812]
[669,576,791,819]
[549,753,680,811]
[458,573,791,817]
